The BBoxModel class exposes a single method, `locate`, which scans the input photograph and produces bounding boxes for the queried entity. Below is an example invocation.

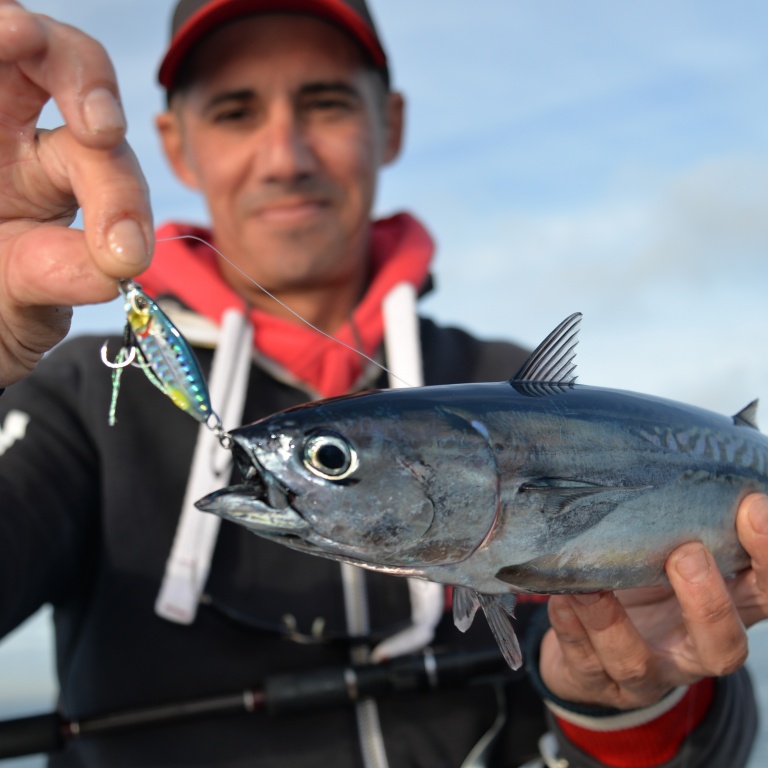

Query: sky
[1,0,768,761]
[19,0,767,415]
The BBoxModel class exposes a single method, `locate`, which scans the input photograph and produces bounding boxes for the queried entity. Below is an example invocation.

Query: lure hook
[100,342,137,369]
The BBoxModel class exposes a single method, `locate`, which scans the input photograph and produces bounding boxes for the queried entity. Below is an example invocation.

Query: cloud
[419,153,767,311]
[416,151,768,418]
[630,157,768,283]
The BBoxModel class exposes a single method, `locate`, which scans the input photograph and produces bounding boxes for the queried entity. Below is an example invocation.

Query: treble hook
[100,342,137,369]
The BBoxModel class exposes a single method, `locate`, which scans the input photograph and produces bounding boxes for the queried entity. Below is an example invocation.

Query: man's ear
[382,91,405,166]
[155,110,201,190]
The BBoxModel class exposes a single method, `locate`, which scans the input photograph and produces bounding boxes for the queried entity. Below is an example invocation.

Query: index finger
[736,493,768,592]
[0,3,126,147]
[665,542,747,677]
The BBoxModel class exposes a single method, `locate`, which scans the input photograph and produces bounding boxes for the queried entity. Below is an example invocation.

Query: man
[0,1,766,765]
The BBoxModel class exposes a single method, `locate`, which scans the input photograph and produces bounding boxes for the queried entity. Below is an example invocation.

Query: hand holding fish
[0,1,152,388]
[539,493,768,710]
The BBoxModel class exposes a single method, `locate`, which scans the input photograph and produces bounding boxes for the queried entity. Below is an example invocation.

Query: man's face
[158,14,403,312]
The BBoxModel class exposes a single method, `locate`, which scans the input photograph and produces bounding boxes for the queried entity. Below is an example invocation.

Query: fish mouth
[195,442,309,536]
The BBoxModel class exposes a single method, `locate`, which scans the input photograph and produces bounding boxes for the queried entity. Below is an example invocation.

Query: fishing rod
[0,646,515,760]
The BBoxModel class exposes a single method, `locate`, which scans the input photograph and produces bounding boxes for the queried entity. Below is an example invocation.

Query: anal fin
[453,587,522,671]
[479,593,522,671]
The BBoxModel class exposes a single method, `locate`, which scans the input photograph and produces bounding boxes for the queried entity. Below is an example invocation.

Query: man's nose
[257,109,316,182]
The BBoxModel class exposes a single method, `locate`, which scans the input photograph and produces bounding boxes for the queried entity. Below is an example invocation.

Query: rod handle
[0,713,63,759]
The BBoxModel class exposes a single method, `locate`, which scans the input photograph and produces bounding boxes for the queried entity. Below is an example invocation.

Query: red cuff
[553,678,715,768]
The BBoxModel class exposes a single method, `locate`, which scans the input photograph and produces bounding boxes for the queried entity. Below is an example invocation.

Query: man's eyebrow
[202,88,256,114]
[201,89,255,113]
[299,81,363,99]
[199,82,363,114]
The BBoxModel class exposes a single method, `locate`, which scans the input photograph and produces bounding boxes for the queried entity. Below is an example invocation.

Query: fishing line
[155,234,413,389]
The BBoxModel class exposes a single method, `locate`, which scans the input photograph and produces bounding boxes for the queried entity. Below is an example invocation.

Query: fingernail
[108,219,148,269]
[572,592,602,606]
[549,598,572,620]
[83,87,126,135]
[748,497,768,535]
[674,546,711,584]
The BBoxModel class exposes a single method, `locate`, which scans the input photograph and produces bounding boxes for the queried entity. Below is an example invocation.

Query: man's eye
[212,107,254,123]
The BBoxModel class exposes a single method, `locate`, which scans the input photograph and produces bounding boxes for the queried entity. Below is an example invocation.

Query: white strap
[382,282,422,391]
[545,685,689,731]
[370,283,444,662]
[155,309,253,624]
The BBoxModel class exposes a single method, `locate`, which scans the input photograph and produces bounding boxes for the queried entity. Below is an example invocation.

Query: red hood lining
[140,213,434,398]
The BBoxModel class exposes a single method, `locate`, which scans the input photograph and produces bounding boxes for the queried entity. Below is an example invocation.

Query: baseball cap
[158,0,390,91]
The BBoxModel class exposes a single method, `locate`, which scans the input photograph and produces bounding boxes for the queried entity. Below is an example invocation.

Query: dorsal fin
[733,399,760,430]
[510,313,581,386]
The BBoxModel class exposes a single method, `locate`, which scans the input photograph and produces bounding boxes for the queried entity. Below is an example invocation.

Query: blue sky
[2,0,768,749]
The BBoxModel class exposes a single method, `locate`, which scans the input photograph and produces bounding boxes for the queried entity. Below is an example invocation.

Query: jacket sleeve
[543,670,756,768]
[522,605,758,768]
[0,341,101,639]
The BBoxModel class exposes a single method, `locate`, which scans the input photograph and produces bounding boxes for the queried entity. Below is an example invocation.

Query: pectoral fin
[518,479,651,539]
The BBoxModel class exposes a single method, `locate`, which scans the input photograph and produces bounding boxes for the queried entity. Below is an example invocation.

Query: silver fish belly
[197,314,762,669]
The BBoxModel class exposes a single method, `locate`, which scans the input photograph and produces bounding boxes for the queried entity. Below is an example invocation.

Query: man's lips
[253,198,330,224]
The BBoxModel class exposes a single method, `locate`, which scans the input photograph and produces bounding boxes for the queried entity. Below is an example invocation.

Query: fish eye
[303,433,358,481]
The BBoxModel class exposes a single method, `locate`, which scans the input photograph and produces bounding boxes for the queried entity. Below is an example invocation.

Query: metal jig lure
[101,279,228,446]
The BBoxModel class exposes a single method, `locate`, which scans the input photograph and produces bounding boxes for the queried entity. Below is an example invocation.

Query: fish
[195,313,761,670]
[102,279,225,439]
